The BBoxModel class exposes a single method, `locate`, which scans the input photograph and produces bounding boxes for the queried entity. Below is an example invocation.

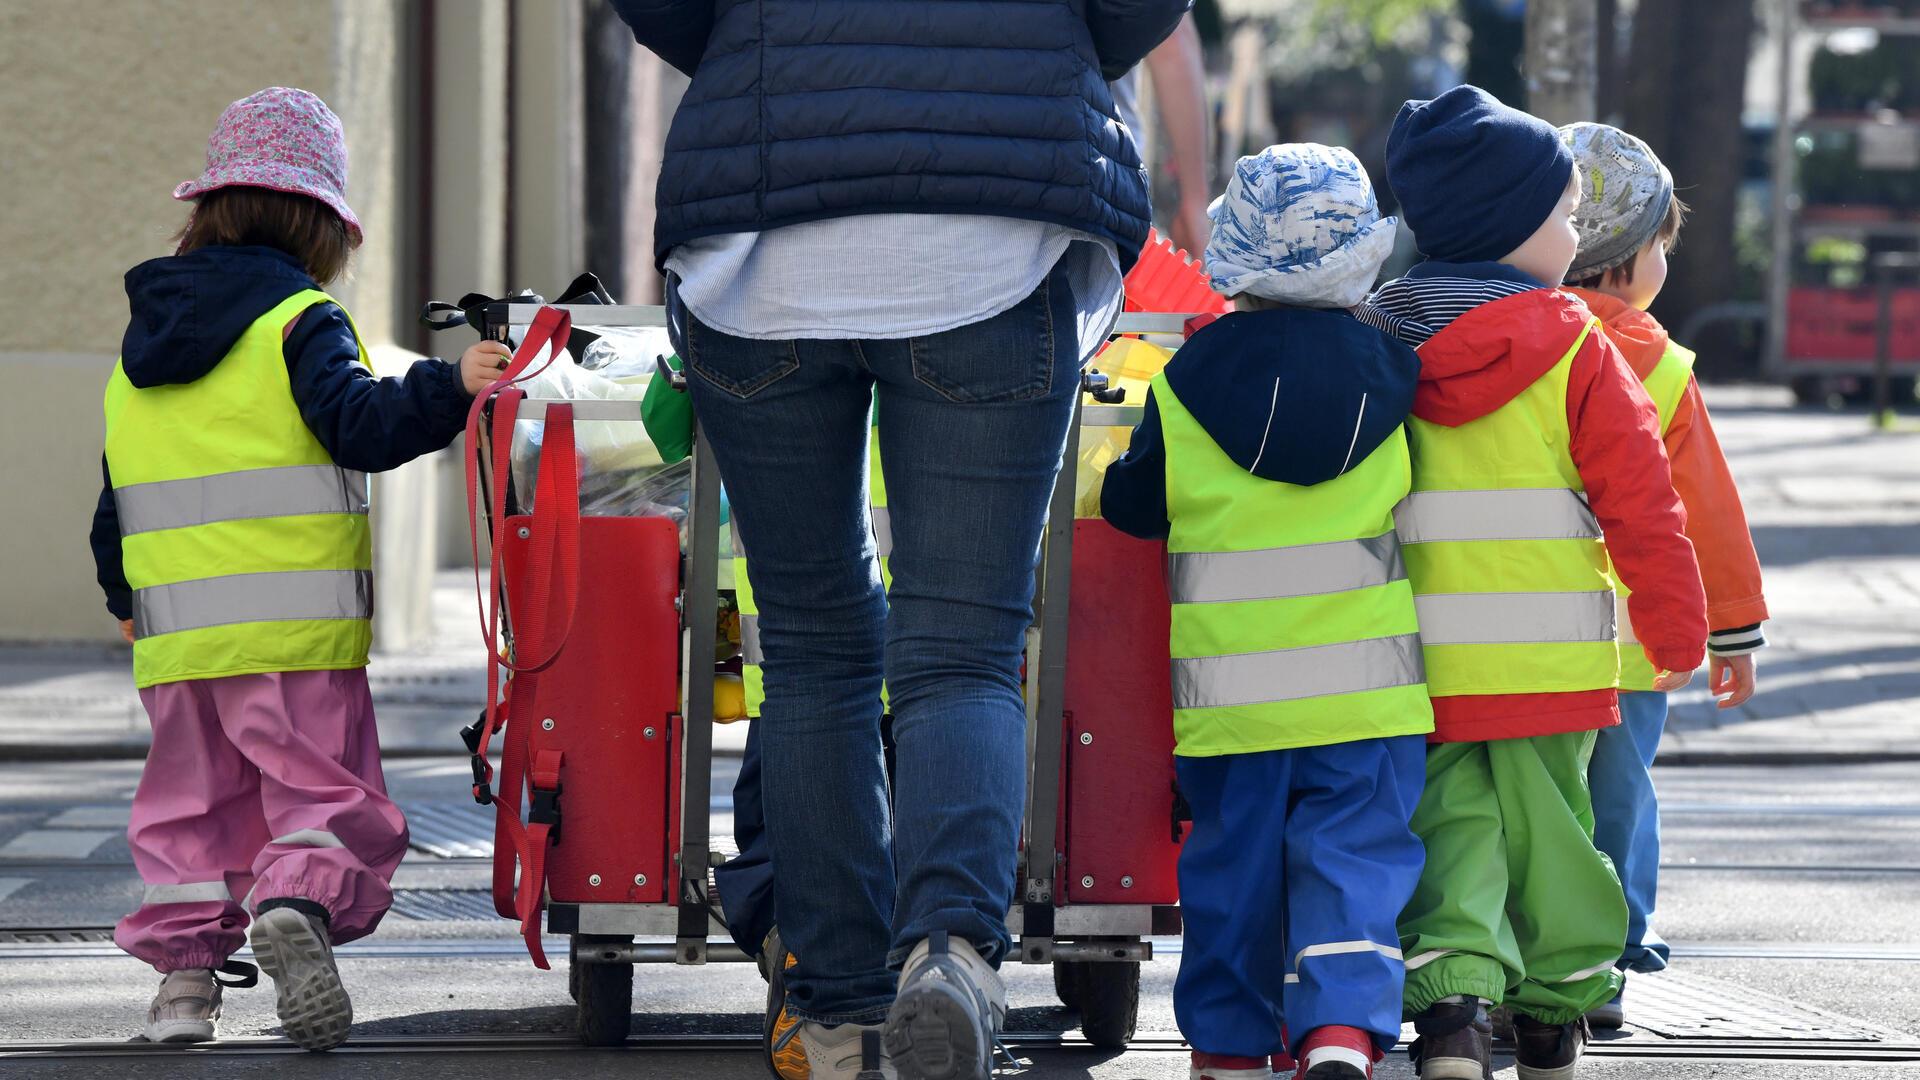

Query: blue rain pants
[1587,689,1672,973]
[1173,736,1427,1059]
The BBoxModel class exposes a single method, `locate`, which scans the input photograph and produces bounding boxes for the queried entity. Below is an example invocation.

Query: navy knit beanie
[1385,85,1575,264]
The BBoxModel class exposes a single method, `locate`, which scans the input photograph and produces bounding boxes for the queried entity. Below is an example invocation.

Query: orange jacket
[1570,289,1769,637]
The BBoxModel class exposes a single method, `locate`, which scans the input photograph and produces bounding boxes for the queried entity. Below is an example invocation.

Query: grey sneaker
[800,1021,895,1080]
[884,931,1007,1080]
[1408,998,1493,1080]
[144,969,221,1043]
[1585,993,1624,1030]
[249,905,352,1051]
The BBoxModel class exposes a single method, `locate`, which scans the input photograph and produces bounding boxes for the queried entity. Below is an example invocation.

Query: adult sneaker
[1585,992,1624,1031]
[1512,1014,1588,1080]
[800,1022,895,1080]
[763,929,811,1080]
[1297,1025,1379,1078]
[884,931,1006,1080]
[1407,998,1492,1079]
[249,903,352,1051]
[1188,1052,1275,1079]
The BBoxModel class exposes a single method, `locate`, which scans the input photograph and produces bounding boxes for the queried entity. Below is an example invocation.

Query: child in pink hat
[92,87,509,1049]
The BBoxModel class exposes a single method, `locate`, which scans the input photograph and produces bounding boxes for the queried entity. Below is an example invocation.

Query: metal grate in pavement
[1624,971,1912,1042]
[400,801,494,859]
[387,889,501,922]
[0,927,115,944]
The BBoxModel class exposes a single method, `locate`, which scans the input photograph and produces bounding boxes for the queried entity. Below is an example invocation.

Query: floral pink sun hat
[173,87,362,245]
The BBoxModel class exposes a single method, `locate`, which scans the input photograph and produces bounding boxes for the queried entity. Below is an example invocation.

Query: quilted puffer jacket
[611,0,1191,270]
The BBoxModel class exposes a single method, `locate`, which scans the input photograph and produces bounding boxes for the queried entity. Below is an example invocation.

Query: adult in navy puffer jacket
[90,245,474,620]
[610,0,1188,269]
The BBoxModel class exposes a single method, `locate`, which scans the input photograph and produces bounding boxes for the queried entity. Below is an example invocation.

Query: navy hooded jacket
[609,0,1190,271]
[91,245,472,620]
[1100,307,1421,540]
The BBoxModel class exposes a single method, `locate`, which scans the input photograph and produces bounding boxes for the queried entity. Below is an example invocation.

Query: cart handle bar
[511,397,1146,429]
[497,304,1197,338]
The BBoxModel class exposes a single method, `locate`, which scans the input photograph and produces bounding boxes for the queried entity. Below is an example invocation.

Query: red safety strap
[461,306,580,967]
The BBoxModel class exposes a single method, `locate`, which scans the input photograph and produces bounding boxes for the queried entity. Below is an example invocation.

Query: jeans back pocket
[908,271,1061,405]
[685,317,802,400]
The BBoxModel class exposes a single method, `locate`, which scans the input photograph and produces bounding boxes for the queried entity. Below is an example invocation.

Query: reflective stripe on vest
[1413,591,1616,645]
[133,569,373,639]
[1394,489,1598,544]
[739,613,764,664]
[1167,531,1405,604]
[1172,634,1425,711]
[1613,338,1696,689]
[113,465,369,536]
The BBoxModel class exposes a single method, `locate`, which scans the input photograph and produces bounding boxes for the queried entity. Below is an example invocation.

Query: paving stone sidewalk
[4,387,1915,761]
[1659,387,1920,762]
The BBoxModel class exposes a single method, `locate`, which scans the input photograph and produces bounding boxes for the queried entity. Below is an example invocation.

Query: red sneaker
[1190,1051,1277,1080]
[1295,1025,1380,1079]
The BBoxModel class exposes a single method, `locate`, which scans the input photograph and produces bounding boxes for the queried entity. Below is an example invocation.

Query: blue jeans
[714,721,776,960]
[678,262,1078,1024]
[1588,690,1671,974]
[1174,737,1427,1059]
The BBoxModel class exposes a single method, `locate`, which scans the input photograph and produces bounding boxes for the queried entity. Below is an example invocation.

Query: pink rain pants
[114,668,409,973]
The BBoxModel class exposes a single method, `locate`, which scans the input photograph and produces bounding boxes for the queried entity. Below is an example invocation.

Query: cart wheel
[1052,960,1084,1011]
[574,934,633,1047]
[1075,961,1140,1049]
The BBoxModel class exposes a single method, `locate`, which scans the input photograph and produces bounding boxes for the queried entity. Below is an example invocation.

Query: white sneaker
[144,969,222,1043]
[885,931,1008,1080]
[801,1021,896,1079]
[249,905,352,1051]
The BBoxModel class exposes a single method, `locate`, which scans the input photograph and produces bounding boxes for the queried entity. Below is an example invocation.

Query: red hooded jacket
[1412,290,1710,741]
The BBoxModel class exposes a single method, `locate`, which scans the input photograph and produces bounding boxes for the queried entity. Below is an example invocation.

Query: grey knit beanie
[1559,122,1675,282]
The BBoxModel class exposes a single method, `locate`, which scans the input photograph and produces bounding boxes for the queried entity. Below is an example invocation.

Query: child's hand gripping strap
[461,305,579,966]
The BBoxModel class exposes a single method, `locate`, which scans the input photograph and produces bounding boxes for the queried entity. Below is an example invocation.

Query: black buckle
[470,756,492,805]
[529,783,562,843]
[460,711,486,754]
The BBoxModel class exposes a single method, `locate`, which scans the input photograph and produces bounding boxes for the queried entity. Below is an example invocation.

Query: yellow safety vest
[103,290,373,689]
[1157,375,1433,757]
[1397,318,1621,698]
[1613,339,1697,690]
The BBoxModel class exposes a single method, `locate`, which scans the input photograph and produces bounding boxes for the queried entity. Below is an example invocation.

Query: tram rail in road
[3,1031,1919,1065]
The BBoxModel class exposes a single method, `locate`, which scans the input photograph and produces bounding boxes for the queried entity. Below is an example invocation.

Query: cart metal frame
[477,303,1187,1041]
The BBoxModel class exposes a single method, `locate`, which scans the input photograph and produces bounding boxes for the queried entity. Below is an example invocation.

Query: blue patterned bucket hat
[1205,143,1398,309]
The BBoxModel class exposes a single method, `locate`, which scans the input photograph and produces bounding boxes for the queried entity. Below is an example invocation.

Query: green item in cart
[642,354,695,464]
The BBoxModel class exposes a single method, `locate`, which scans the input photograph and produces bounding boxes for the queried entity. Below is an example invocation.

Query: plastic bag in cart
[508,356,661,506]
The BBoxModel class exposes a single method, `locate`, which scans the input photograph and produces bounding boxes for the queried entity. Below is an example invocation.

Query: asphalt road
[2,757,1917,1078]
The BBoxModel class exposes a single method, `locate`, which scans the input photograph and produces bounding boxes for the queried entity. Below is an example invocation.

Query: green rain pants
[1400,730,1627,1024]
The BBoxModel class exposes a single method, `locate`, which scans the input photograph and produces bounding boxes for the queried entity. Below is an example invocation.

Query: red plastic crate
[1786,286,1920,363]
